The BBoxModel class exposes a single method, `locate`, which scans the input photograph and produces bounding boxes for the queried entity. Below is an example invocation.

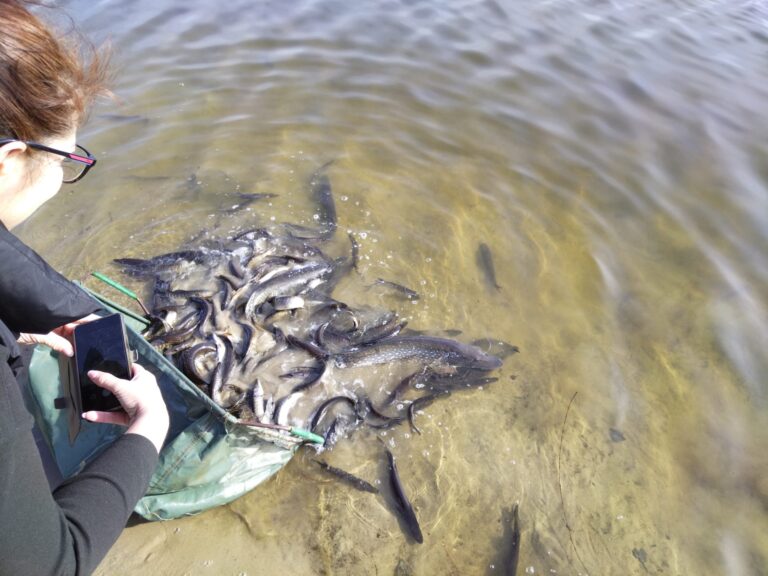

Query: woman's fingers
[82,410,130,426]
[130,363,147,379]
[44,332,74,356]
[87,369,124,393]
[17,331,74,356]
[86,362,169,453]
[58,313,102,337]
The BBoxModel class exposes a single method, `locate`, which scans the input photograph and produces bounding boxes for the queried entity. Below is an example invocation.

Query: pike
[335,336,503,370]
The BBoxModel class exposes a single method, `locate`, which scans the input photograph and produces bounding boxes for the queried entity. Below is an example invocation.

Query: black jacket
[0,223,159,576]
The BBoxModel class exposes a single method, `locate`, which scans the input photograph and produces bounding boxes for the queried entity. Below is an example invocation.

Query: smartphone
[72,313,132,413]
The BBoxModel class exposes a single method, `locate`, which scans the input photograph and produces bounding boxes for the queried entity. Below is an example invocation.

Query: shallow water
[17,0,768,574]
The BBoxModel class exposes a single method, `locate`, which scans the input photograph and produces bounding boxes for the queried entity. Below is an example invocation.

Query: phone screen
[73,314,131,412]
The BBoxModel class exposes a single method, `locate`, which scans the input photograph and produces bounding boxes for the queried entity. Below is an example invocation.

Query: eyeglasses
[0,138,97,183]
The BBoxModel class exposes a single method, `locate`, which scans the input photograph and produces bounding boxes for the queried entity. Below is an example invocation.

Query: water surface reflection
[18,0,768,574]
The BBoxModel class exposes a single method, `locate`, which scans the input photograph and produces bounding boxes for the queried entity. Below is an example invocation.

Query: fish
[385,447,424,544]
[500,504,521,576]
[114,249,223,278]
[181,341,217,384]
[284,162,336,241]
[348,232,360,272]
[355,396,406,430]
[309,165,336,240]
[221,192,278,214]
[470,338,520,360]
[313,460,379,494]
[233,261,333,317]
[476,242,501,291]
[407,390,449,434]
[272,295,305,310]
[116,167,509,445]
[371,278,420,300]
[249,380,265,420]
[335,336,503,371]
[309,396,357,432]
[382,369,429,407]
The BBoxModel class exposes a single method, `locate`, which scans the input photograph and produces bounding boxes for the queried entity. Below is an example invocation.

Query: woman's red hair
[0,0,109,141]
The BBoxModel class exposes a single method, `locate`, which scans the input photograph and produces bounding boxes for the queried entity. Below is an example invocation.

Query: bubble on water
[340,195,349,202]
[414,383,425,389]
[422,450,430,457]
[359,232,368,239]
[231,204,239,210]
[425,257,432,263]
[420,280,427,286]
[525,567,535,574]
[490,565,495,570]
[372,238,378,243]
[616,514,624,520]
[396,403,405,410]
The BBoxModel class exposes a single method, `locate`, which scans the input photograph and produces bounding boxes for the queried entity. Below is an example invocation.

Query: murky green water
[17,0,768,574]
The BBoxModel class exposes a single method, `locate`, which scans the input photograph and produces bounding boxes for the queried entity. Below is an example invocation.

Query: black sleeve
[0,224,100,335]
[1,360,158,576]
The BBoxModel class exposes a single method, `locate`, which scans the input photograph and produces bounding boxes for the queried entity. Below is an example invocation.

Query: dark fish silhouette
[385,447,423,544]
[313,460,379,494]
[500,504,521,575]
[476,243,501,291]
[371,278,420,300]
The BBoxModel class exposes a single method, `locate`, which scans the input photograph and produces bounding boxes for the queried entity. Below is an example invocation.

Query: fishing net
[24,171,508,521]
[26,289,297,520]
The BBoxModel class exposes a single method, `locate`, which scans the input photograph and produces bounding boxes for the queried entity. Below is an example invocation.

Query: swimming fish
[476,242,501,291]
[385,447,424,544]
[313,460,379,494]
[501,504,521,575]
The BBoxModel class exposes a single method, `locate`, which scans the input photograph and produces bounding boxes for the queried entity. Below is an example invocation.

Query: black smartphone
[72,313,132,413]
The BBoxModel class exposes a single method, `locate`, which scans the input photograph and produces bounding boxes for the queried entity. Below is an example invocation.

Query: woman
[0,1,169,574]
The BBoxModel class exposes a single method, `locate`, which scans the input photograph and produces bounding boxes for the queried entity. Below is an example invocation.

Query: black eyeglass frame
[0,138,97,183]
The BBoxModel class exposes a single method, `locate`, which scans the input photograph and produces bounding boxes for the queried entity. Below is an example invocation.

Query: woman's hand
[82,363,170,454]
[17,313,102,357]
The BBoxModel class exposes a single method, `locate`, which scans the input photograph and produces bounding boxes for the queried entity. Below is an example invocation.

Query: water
[16,0,768,574]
